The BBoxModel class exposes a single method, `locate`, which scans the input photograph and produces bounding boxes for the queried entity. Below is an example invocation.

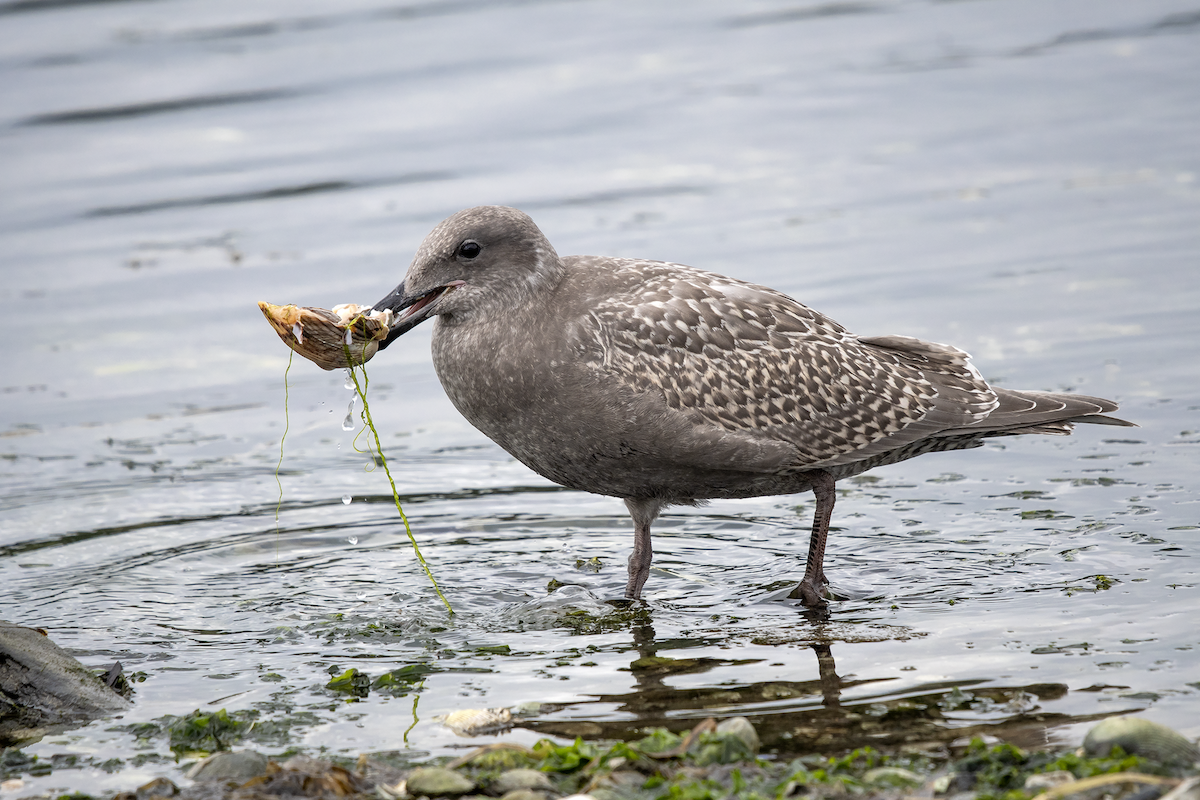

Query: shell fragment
[259,301,394,370]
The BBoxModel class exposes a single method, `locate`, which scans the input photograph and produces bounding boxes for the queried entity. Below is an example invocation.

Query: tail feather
[935,388,1135,438]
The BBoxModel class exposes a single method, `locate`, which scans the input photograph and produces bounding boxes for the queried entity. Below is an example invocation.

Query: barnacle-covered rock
[258,301,393,370]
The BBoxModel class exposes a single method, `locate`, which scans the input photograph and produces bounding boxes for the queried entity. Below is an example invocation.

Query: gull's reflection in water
[524,617,1083,754]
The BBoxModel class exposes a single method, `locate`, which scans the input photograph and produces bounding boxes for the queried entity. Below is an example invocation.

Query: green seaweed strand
[343,335,453,615]
[275,350,294,538]
[404,690,420,746]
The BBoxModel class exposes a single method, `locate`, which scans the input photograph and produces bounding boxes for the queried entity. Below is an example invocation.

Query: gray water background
[1,0,1198,794]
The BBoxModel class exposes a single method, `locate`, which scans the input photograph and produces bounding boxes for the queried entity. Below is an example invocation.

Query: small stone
[500,791,548,800]
[406,766,476,796]
[493,769,553,794]
[186,750,270,782]
[1024,771,1075,792]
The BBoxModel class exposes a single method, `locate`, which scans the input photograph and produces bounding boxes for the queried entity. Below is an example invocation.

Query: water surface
[1,0,1198,795]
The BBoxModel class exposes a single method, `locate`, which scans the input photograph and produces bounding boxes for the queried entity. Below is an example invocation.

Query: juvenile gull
[372,205,1132,606]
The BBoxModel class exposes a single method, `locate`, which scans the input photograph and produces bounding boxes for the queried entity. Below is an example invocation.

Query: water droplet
[342,495,352,506]
[344,370,354,390]
[341,411,355,431]
[347,536,358,545]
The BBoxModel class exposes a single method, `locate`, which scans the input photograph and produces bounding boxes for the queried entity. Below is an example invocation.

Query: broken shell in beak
[258,301,394,370]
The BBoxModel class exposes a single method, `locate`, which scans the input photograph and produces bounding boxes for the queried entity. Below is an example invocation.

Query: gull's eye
[457,240,482,260]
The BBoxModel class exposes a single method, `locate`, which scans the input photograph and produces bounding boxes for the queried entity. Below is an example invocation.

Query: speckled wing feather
[585,259,1000,471]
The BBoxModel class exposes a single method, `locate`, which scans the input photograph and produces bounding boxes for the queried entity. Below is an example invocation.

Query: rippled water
[2,0,1198,795]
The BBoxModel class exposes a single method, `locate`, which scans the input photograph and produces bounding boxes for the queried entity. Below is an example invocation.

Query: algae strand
[342,334,453,615]
[274,351,294,558]
[405,692,420,746]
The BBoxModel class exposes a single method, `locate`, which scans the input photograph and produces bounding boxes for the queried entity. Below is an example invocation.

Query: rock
[406,766,476,796]
[493,769,553,794]
[863,767,923,789]
[0,621,131,747]
[499,791,548,800]
[185,750,270,781]
[1083,717,1199,766]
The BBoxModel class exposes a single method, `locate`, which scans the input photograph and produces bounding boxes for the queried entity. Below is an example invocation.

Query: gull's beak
[372,280,464,350]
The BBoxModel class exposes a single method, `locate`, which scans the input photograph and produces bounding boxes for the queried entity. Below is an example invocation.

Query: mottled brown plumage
[373,206,1133,606]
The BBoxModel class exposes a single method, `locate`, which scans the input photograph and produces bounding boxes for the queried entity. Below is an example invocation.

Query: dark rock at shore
[0,621,131,747]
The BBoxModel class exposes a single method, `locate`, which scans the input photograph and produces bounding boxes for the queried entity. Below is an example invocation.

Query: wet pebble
[492,769,553,794]
[406,766,477,796]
